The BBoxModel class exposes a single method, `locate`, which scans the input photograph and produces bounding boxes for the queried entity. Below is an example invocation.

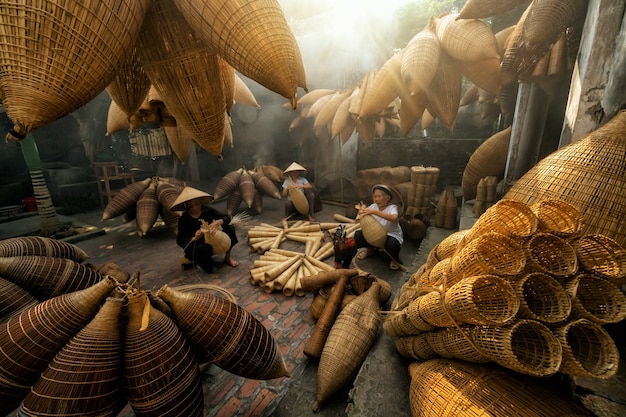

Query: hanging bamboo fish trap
[401,26,440,96]
[434,13,500,62]
[0,256,107,300]
[525,232,578,278]
[156,285,289,380]
[162,125,193,164]
[359,52,404,118]
[106,99,131,136]
[19,296,126,417]
[173,0,305,108]
[425,51,461,131]
[106,48,152,119]
[123,290,204,417]
[234,74,261,108]
[409,359,597,417]
[0,0,150,142]
[136,0,226,156]
[0,236,89,262]
[0,276,119,415]
[458,0,532,20]
[504,110,626,248]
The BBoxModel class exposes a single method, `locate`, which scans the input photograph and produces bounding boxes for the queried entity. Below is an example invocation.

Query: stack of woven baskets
[406,166,440,218]
[386,198,626,380]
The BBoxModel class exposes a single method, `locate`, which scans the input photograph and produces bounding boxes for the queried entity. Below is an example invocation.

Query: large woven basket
[469,319,563,377]
[0,277,38,322]
[0,236,89,262]
[434,13,500,62]
[173,0,305,108]
[409,359,597,417]
[137,0,226,156]
[504,110,626,248]
[106,99,131,135]
[462,199,538,246]
[102,177,152,221]
[461,127,512,201]
[564,274,626,325]
[524,232,578,278]
[552,318,620,379]
[19,296,125,416]
[512,272,572,323]
[0,0,150,141]
[531,199,583,237]
[426,50,461,131]
[105,48,151,118]
[401,26,440,96]
[573,234,626,283]
[359,53,403,118]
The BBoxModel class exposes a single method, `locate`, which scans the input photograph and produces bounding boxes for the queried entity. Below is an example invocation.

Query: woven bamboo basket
[250,170,281,200]
[252,189,263,214]
[523,0,587,46]
[426,327,490,363]
[459,83,479,107]
[401,27,440,96]
[409,358,597,417]
[0,0,150,141]
[234,74,260,108]
[0,256,106,300]
[360,53,405,118]
[0,236,89,262]
[405,298,437,333]
[462,127,512,201]
[425,246,440,269]
[101,177,151,221]
[106,99,131,135]
[531,199,583,237]
[0,276,119,414]
[434,13,500,62]
[444,275,520,326]
[395,334,437,361]
[316,89,353,129]
[564,274,626,325]
[424,257,453,287]
[457,57,502,95]
[458,0,531,20]
[156,180,185,212]
[435,230,470,260]
[450,232,526,281]
[106,48,151,118]
[503,100,626,248]
[156,285,288,380]
[96,262,131,284]
[201,223,231,255]
[135,181,159,237]
[162,125,193,164]
[573,234,626,282]
[218,56,235,114]
[525,232,578,278]
[19,296,125,417]
[462,199,538,245]
[213,168,243,201]
[226,188,243,216]
[315,282,381,411]
[426,50,461,131]
[417,291,455,328]
[469,319,562,377]
[0,277,38,322]
[238,169,256,209]
[288,185,309,215]
[173,0,305,108]
[123,291,204,416]
[360,214,388,248]
[553,318,620,379]
[512,272,572,323]
[137,0,226,156]
[330,92,356,138]
[495,25,516,57]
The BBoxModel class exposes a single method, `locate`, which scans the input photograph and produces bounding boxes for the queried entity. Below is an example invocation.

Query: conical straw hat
[284,162,307,174]
[171,186,213,211]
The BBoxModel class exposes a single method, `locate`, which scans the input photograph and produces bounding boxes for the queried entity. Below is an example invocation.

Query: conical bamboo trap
[213,167,282,215]
[172,0,306,108]
[106,48,152,119]
[0,0,150,141]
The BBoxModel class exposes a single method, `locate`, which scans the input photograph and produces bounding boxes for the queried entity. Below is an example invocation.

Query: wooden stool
[180,254,196,270]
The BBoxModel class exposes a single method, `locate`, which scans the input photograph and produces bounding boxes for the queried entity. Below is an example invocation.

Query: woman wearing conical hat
[173,186,239,273]
[281,162,317,222]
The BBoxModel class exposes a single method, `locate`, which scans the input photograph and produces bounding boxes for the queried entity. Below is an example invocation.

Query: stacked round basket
[387,198,626,380]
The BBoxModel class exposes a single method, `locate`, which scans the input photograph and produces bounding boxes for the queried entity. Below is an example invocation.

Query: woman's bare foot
[224,256,239,267]
[307,215,316,222]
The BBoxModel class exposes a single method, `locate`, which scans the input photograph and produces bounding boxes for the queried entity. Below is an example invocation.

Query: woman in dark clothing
[172,186,239,273]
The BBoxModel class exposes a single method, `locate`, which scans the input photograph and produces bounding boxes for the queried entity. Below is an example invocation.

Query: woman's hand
[193,229,204,241]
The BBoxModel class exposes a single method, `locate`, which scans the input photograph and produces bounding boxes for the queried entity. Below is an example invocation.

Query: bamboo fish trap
[105,48,152,119]
[0,0,150,142]
[0,277,38,322]
[156,285,289,380]
[0,236,89,262]
[173,0,306,108]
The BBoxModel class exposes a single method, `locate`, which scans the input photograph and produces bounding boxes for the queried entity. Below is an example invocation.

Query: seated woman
[281,162,317,222]
[354,184,404,270]
[172,186,239,274]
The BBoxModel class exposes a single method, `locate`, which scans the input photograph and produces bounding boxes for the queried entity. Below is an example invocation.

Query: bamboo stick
[273,258,304,291]
[248,230,281,238]
[304,254,336,272]
[286,224,321,233]
[307,238,323,257]
[283,264,302,297]
[300,268,358,292]
[314,242,335,261]
[270,230,285,249]
[264,255,302,282]
[271,248,305,257]
[333,213,355,223]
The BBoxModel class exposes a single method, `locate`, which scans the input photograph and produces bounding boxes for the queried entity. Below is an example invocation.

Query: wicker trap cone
[531,199,583,237]
[0,236,89,262]
[504,110,626,248]
[162,125,193,164]
[135,181,160,237]
[444,275,520,326]
[0,277,38,322]
[0,256,107,300]
[401,27,440,96]
[101,177,151,221]
[512,272,572,323]
[564,273,626,325]
[106,99,130,135]
[573,234,626,283]
[314,282,381,412]
[124,291,204,417]
[469,319,563,377]
[19,296,125,417]
[173,0,305,108]
[408,358,597,417]
[395,333,438,361]
[156,179,185,212]
[105,48,152,119]
[156,285,288,380]
[0,276,119,415]
[426,327,490,363]
[553,318,620,379]
[359,214,388,248]
[425,50,461,131]
[238,169,256,208]
[137,0,226,157]
[250,170,281,200]
[525,232,578,278]
[0,0,150,141]
[359,52,404,118]
[434,13,500,62]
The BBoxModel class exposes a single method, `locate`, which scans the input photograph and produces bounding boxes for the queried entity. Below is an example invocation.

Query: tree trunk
[20,134,63,236]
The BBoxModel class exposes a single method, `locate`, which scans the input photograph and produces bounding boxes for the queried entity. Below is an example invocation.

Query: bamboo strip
[250,238,276,252]
[294,273,305,297]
